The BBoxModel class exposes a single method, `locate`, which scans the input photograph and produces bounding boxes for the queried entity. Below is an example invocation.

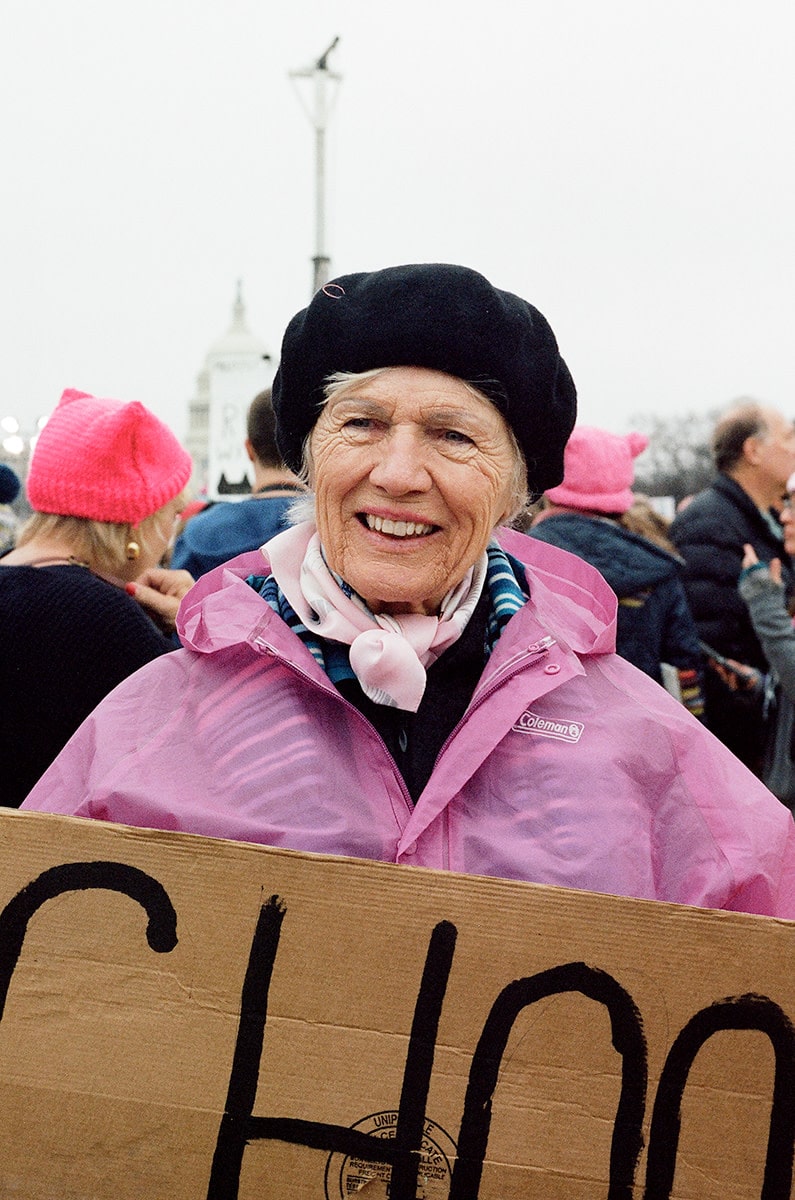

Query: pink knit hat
[27,388,192,524]
[544,425,649,515]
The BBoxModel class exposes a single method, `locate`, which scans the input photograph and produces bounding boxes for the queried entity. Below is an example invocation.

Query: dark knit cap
[271,263,577,494]
[0,463,21,505]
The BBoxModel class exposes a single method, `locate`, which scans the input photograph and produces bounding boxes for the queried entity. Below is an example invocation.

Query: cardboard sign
[1,807,794,1198]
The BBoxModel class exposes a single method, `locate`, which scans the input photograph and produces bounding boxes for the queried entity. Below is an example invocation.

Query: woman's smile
[358,512,439,539]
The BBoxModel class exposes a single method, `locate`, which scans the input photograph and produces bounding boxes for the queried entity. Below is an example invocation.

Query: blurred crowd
[5,262,795,921]
[6,387,795,810]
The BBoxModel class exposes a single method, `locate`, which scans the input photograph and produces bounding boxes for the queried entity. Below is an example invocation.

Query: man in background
[671,400,795,771]
[171,389,305,579]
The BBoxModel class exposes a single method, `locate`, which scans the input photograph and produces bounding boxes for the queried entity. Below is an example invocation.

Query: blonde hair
[618,495,678,554]
[17,491,187,574]
[290,368,529,525]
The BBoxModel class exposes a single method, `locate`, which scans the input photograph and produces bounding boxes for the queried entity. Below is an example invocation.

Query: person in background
[171,388,305,579]
[736,474,795,806]
[529,425,704,718]
[0,463,21,554]
[670,401,795,771]
[621,493,679,548]
[22,265,795,918]
[0,387,194,806]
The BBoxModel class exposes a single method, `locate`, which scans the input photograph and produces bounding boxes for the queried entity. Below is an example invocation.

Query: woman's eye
[441,429,473,445]
[344,417,374,430]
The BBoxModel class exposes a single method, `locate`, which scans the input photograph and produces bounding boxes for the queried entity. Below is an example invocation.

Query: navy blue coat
[171,495,297,580]
[529,512,702,684]
[670,473,795,768]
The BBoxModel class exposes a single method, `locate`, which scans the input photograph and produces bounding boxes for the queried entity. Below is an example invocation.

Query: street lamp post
[290,37,342,295]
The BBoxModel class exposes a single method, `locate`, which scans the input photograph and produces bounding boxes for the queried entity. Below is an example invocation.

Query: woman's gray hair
[287,368,530,527]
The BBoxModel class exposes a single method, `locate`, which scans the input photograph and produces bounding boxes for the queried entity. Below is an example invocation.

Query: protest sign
[0,807,793,1198]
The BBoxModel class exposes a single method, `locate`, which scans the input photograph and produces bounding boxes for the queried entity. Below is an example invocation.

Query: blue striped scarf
[246,540,528,690]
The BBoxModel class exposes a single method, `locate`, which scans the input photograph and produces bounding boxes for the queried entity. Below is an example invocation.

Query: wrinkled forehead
[320,366,514,435]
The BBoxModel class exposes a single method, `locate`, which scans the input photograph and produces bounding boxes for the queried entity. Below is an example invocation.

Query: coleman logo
[513,710,584,742]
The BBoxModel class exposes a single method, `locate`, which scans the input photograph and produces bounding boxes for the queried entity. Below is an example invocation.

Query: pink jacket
[22,529,795,917]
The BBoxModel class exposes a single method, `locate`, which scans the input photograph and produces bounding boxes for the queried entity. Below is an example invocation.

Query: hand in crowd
[708,655,764,693]
[742,542,783,586]
[126,567,195,635]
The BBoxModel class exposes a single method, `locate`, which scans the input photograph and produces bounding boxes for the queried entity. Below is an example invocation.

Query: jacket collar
[177,529,618,661]
[714,473,786,542]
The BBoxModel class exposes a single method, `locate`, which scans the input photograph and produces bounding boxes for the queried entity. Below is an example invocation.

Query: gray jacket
[738,565,795,806]
[738,566,795,699]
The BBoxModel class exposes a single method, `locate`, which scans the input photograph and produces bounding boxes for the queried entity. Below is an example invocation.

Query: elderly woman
[22,265,795,916]
[2,387,193,806]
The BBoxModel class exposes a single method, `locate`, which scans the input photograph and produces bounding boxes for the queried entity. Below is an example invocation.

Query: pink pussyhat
[27,388,192,524]
[544,425,650,515]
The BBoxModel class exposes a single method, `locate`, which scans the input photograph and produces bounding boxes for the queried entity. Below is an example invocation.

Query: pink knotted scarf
[267,522,487,711]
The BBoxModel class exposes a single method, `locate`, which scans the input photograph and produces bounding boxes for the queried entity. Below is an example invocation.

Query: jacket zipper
[432,635,557,770]
[252,637,416,814]
[430,636,557,871]
[252,633,558,860]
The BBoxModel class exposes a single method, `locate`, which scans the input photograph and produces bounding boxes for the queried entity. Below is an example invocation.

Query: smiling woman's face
[308,366,519,616]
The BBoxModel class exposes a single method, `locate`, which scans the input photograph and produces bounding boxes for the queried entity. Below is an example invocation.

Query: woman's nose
[369,427,431,493]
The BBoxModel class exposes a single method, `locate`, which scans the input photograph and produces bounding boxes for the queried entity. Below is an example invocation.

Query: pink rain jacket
[22,528,795,917]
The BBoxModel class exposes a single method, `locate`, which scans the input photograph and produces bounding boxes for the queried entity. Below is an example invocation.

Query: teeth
[366,515,434,537]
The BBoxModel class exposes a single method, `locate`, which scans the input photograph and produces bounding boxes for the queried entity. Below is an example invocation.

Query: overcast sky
[2,0,794,449]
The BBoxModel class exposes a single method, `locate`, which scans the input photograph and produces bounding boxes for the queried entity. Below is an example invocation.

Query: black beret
[272,263,577,494]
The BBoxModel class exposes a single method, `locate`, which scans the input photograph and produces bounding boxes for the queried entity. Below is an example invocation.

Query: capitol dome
[184,283,273,495]
[205,282,271,362]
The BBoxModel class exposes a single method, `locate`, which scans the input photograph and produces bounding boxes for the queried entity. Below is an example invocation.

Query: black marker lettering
[207,899,456,1200]
[645,994,795,1200]
[5,865,786,1198]
[0,860,177,1019]
[450,962,647,1200]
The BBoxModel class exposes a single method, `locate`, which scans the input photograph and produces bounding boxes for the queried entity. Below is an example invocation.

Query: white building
[184,285,273,499]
